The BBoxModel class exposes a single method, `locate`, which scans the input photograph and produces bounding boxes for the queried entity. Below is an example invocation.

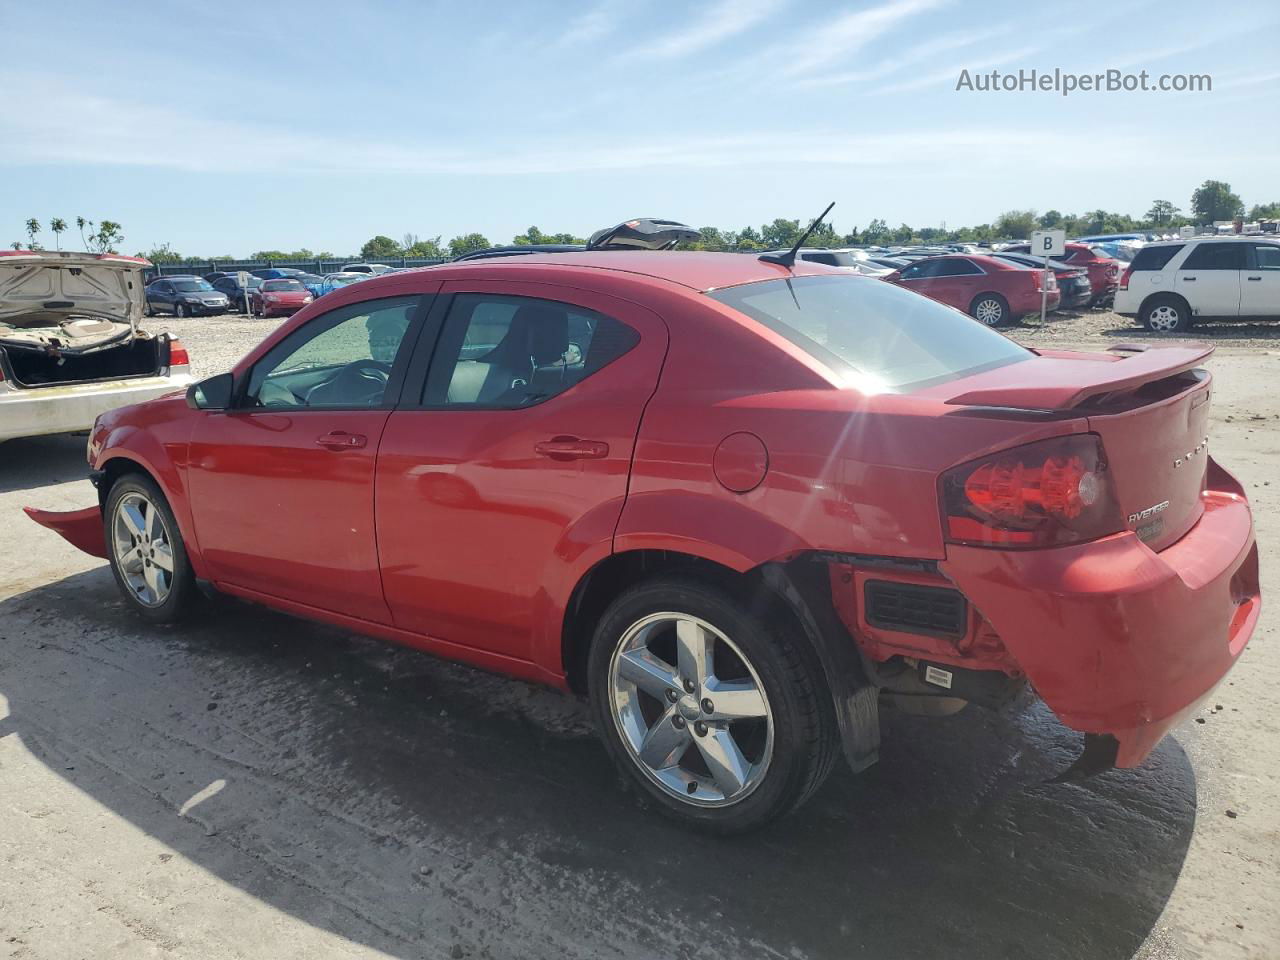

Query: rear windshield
[1129,244,1184,271]
[263,280,304,291]
[708,274,1030,393]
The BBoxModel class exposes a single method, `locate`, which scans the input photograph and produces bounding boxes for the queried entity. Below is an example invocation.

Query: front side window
[899,260,940,280]
[245,296,420,408]
[1181,242,1247,270]
[708,274,1030,394]
[424,294,639,407]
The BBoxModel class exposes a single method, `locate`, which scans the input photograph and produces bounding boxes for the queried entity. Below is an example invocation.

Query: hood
[0,251,148,329]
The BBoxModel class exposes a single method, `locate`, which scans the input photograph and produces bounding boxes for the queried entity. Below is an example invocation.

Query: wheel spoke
[122,553,144,574]
[675,618,711,686]
[638,707,691,768]
[119,502,145,537]
[147,505,165,542]
[695,727,750,797]
[616,648,681,700]
[704,678,768,720]
[143,563,162,599]
[152,543,174,573]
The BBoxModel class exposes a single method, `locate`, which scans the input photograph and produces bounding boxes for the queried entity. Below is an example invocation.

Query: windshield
[708,274,1030,393]
[172,280,214,292]
[263,280,304,292]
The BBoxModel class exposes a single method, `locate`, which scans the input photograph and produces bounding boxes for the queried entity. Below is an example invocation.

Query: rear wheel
[971,293,1009,326]
[104,474,197,623]
[1142,295,1192,333]
[588,576,836,833]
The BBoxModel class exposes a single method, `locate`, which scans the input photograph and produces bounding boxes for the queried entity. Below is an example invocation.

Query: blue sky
[1,0,1277,256]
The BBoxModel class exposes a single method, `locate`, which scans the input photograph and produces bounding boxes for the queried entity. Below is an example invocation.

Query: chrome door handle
[316,431,367,450]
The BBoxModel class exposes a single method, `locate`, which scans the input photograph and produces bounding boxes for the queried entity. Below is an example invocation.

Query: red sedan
[250,278,313,317]
[26,253,1259,833]
[884,254,1059,326]
[1003,242,1119,305]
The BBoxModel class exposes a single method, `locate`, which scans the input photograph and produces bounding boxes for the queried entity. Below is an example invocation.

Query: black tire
[103,473,198,623]
[1141,294,1192,333]
[587,575,838,834]
[145,300,155,317]
[970,293,1009,327]
[175,302,188,318]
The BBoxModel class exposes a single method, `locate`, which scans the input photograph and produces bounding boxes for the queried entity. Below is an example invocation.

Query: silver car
[0,251,195,442]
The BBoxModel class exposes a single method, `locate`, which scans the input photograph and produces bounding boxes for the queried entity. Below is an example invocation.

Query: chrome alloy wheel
[608,612,773,806]
[1147,304,1181,331]
[974,297,1004,325]
[111,491,175,606]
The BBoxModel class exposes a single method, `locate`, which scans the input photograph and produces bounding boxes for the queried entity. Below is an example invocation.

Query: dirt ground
[1,305,1277,960]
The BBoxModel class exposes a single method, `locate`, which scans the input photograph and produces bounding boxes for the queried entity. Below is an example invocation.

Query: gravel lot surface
[1,305,1277,959]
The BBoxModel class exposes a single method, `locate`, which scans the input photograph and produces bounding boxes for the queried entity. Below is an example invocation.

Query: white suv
[1115,236,1280,332]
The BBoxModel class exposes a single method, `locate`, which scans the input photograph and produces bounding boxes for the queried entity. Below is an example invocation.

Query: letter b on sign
[1031,229,1065,258]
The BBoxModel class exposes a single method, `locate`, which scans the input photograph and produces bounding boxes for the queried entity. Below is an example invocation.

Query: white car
[341,262,393,276]
[0,251,194,442]
[1114,236,1280,332]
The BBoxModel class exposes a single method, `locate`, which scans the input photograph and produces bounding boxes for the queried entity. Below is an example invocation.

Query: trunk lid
[937,345,1214,551]
[0,251,149,330]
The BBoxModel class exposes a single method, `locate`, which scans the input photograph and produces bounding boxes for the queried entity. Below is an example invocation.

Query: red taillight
[1119,266,1133,290]
[168,340,190,367]
[941,434,1122,548]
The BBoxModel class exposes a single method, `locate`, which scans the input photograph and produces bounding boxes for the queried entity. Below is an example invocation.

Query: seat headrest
[507,303,569,365]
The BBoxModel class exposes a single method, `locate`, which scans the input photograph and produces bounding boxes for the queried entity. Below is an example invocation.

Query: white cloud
[872,45,1043,94]
[795,24,1013,89]
[620,0,781,61]
[555,1,623,48]
[775,0,950,78]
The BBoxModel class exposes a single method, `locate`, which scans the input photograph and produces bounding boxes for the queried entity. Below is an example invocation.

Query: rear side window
[1129,244,1184,271]
[932,258,982,277]
[423,294,639,407]
[708,274,1030,393]
[1181,242,1247,270]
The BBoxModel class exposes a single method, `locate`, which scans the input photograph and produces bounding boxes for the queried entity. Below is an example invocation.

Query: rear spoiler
[945,345,1213,410]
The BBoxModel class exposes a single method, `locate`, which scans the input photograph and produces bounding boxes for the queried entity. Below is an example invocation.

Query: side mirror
[187,372,234,411]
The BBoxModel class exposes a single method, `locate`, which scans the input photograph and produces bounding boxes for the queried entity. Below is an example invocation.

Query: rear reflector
[168,340,190,367]
[1119,266,1133,291]
[865,580,966,637]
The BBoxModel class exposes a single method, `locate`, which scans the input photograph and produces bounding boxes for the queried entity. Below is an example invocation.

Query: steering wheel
[306,359,392,406]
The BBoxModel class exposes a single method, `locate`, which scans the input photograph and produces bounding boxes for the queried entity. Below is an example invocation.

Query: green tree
[141,242,185,263]
[995,209,1036,239]
[513,225,549,246]
[734,226,764,250]
[24,218,42,249]
[49,218,67,250]
[360,235,403,259]
[405,237,446,258]
[448,233,491,257]
[1038,210,1063,229]
[1145,200,1180,226]
[862,218,890,244]
[10,241,21,250]
[1190,180,1244,223]
[1248,201,1280,220]
[76,216,92,249]
[251,250,289,261]
[760,218,802,248]
[87,220,123,253]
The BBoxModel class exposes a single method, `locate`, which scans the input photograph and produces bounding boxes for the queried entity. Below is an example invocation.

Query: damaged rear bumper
[941,459,1259,767]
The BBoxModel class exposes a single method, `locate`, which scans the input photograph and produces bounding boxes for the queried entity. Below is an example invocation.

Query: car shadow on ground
[0,433,91,494]
[0,570,1197,960]
[1100,321,1280,340]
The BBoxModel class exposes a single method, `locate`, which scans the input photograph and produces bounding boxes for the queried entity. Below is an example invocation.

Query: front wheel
[175,302,188,318]
[104,474,197,623]
[970,293,1009,327]
[588,576,837,833]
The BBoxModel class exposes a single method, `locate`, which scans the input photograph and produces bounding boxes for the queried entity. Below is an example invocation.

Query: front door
[187,293,428,623]
[1176,241,1244,316]
[375,281,667,661]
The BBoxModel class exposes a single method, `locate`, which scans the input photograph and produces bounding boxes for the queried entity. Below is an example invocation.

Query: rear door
[930,257,984,308]
[375,280,667,660]
[1242,243,1280,316]
[1176,242,1245,316]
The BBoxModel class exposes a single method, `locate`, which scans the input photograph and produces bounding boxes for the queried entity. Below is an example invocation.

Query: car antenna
[759,202,835,268]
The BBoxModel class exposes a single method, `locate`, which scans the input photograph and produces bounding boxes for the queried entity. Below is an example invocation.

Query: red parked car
[884,254,1059,326]
[26,253,1259,833]
[250,278,313,317]
[1003,242,1119,305]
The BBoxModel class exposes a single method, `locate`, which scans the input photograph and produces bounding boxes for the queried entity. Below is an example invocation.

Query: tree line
[14,180,1277,262]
